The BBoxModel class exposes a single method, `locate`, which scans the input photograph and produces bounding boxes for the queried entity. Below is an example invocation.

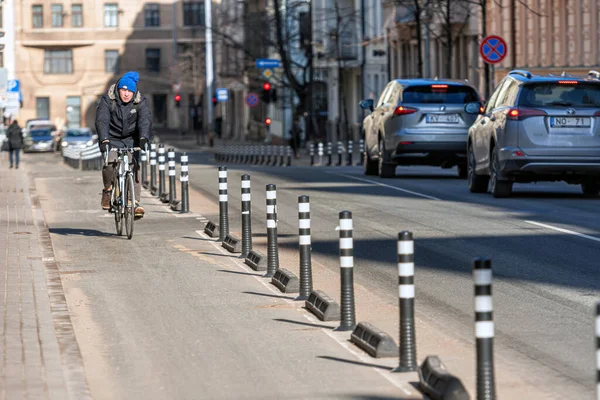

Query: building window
[36,98,50,119]
[32,5,43,28]
[104,3,118,27]
[66,96,81,128]
[145,3,160,27]
[105,50,119,74]
[51,4,63,27]
[44,49,73,74]
[71,4,83,27]
[183,2,204,26]
[146,48,160,72]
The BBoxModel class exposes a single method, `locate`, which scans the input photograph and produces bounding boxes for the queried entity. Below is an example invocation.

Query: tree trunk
[414,0,423,78]
[445,0,452,77]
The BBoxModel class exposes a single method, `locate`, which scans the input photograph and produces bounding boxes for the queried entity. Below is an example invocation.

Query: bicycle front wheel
[124,172,135,240]
[112,185,123,236]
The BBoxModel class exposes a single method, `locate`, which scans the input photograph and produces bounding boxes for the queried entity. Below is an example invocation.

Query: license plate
[426,114,459,124]
[550,117,591,128]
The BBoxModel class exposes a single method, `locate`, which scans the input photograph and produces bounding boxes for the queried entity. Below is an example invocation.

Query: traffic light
[212,93,217,105]
[174,93,181,108]
[265,117,272,126]
[261,82,272,103]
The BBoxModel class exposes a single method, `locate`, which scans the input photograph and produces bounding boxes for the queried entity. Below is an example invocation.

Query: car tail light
[558,80,578,85]
[400,141,413,145]
[594,111,600,116]
[506,107,547,120]
[431,84,448,88]
[512,150,525,157]
[394,106,418,116]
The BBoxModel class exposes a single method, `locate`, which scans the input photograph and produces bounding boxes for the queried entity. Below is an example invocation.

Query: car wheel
[467,145,489,193]
[489,146,512,198]
[377,138,395,178]
[581,182,600,196]
[363,147,378,176]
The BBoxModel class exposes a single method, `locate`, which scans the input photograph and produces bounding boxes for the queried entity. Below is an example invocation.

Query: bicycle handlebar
[103,146,146,167]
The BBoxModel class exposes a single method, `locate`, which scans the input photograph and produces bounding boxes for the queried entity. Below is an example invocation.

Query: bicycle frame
[104,147,143,214]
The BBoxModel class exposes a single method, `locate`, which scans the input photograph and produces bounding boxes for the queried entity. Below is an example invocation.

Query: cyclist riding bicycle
[95,71,152,218]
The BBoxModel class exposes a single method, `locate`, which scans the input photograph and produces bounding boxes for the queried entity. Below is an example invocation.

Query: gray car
[360,79,482,178]
[467,69,600,198]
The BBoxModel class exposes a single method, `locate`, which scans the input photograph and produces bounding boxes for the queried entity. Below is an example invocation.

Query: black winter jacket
[95,84,152,147]
[6,121,23,150]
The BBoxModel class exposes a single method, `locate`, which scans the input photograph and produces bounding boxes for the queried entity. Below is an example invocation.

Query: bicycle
[103,146,144,239]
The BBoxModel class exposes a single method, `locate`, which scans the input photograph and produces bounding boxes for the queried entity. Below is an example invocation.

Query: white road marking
[525,220,600,243]
[193,229,418,395]
[328,172,441,201]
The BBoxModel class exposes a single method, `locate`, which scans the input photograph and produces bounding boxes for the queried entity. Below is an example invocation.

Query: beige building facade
[14,0,207,130]
[488,0,600,80]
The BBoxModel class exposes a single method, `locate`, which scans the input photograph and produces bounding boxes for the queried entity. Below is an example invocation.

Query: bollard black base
[159,192,170,203]
[204,221,219,238]
[270,268,299,293]
[150,185,158,196]
[222,234,242,253]
[417,355,469,400]
[143,180,149,189]
[244,249,267,271]
[350,322,398,358]
[305,290,340,321]
[169,199,182,211]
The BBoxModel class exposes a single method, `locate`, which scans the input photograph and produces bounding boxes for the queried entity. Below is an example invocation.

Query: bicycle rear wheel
[124,172,135,240]
[112,184,123,236]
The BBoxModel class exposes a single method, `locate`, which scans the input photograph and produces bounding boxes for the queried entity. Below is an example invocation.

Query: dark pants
[102,152,141,202]
[9,149,20,167]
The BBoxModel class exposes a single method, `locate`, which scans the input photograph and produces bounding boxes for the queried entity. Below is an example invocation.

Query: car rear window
[402,85,480,104]
[30,129,51,137]
[518,82,600,107]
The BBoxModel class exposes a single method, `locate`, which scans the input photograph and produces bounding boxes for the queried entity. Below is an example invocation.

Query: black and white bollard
[318,142,324,165]
[327,142,333,166]
[297,195,312,300]
[347,140,353,166]
[596,302,600,400]
[218,166,229,241]
[265,184,279,278]
[337,211,356,331]
[150,142,157,194]
[358,139,365,166]
[395,231,417,372]
[474,257,496,400]
[141,148,148,188]
[180,152,189,213]
[279,145,285,166]
[286,146,292,166]
[158,144,166,198]
[168,148,177,204]
[337,141,343,166]
[241,174,252,258]
[309,143,315,166]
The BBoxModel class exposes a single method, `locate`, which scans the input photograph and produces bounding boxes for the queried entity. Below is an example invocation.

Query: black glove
[100,141,110,154]
[139,137,148,151]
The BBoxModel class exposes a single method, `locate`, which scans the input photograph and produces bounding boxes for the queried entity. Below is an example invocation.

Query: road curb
[270,268,299,293]
[245,249,267,271]
[305,290,340,321]
[350,321,398,358]
[222,233,242,253]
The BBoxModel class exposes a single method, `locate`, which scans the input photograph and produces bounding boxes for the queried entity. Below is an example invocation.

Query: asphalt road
[180,149,599,399]
[28,153,422,400]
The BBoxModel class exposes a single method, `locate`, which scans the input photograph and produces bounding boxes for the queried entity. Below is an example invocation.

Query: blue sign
[216,88,229,102]
[480,35,507,64]
[256,59,281,69]
[7,79,19,92]
[245,93,259,108]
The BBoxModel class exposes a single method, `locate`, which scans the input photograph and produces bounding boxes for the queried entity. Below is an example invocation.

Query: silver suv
[467,70,600,197]
[360,79,482,178]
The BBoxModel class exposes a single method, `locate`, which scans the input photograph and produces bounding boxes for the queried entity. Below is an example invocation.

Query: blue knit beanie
[117,71,139,93]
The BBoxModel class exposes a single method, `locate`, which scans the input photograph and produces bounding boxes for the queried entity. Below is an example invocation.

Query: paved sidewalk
[0,163,91,400]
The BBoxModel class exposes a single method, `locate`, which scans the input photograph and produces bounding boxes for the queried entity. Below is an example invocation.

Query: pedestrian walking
[5,113,23,169]
[289,114,302,158]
